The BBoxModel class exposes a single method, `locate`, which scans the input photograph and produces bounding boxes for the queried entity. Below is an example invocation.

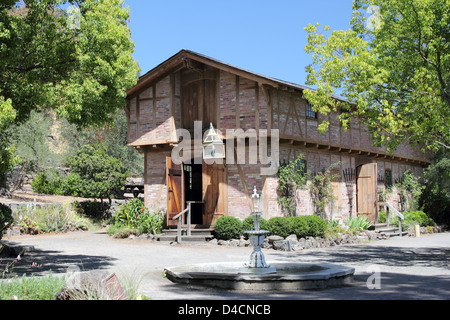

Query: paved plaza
[3,230,450,300]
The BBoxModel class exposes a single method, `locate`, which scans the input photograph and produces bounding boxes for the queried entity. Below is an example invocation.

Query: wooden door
[356,163,378,222]
[202,162,227,226]
[166,157,184,227]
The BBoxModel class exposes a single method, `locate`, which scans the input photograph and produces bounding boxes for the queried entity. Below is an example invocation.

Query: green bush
[0,203,13,240]
[404,211,435,227]
[242,216,268,232]
[71,200,113,221]
[303,215,327,238]
[345,215,372,235]
[289,216,309,238]
[241,216,269,239]
[65,145,129,204]
[267,217,292,238]
[31,169,64,195]
[213,216,242,240]
[58,173,83,197]
[379,210,435,230]
[111,198,165,235]
[266,215,327,239]
[393,211,435,230]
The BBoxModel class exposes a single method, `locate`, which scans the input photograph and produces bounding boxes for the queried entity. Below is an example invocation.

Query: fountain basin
[164,261,354,291]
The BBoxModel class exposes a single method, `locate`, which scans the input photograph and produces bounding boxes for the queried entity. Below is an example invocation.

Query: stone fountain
[164,187,355,291]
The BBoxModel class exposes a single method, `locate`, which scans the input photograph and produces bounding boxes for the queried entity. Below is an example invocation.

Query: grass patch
[0,272,65,300]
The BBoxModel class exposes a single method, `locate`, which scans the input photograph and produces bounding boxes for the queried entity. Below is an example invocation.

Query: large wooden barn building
[125,50,430,228]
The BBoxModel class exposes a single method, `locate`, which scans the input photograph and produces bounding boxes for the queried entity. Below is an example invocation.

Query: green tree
[303,0,449,153]
[420,151,450,225]
[65,145,129,204]
[0,0,139,184]
[0,93,19,189]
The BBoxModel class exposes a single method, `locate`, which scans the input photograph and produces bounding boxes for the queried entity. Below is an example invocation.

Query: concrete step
[158,227,214,242]
[157,234,214,242]
[161,228,214,236]
[376,227,398,233]
[379,230,409,238]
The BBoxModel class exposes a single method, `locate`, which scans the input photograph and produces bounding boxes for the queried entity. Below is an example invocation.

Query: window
[306,102,317,119]
[385,169,392,188]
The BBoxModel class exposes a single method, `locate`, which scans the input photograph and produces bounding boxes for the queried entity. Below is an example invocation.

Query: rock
[365,230,377,241]
[261,241,272,249]
[229,239,240,246]
[218,240,229,246]
[55,271,127,300]
[357,235,369,242]
[273,240,292,251]
[268,235,284,243]
[286,234,298,246]
[209,238,218,245]
[238,239,248,247]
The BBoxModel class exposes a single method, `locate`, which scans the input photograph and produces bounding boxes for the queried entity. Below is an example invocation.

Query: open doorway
[183,162,203,224]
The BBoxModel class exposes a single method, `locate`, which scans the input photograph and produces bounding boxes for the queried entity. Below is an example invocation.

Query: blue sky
[125,0,354,87]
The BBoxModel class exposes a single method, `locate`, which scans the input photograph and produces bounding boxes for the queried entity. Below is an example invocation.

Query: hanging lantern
[203,123,225,160]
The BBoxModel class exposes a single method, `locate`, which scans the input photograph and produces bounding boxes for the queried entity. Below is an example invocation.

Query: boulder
[273,240,292,251]
[55,271,127,300]
[268,235,283,243]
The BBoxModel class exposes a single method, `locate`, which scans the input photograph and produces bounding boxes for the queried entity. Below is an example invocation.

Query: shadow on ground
[156,271,450,300]
[268,243,450,270]
[154,242,450,300]
[1,241,116,278]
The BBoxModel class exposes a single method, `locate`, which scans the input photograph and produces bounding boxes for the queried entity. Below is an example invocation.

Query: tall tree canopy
[303,0,449,153]
[0,0,139,182]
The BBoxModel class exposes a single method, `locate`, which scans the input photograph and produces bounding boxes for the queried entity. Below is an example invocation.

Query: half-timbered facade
[125,50,431,227]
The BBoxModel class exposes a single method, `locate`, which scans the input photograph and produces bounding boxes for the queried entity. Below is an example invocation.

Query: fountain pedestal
[239,190,277,274]
[239,230,276,274]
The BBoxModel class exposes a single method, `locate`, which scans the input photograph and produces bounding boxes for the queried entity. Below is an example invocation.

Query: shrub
[31,169,64,195]
[0,203,13,240]
[391,210,435,231]
[419,155,450,226]
[267,217,292,238]
[58,173,83,197]
[289,216,309,238]
[379,210,435,231]
[345,215,372,235]
[111,198,165,235]
[137,209,166,235]
[241,216,269,239]
[65,145,129,204]
[12,202,95,235]
[242,216,268,232]
[303,215,327,237]
[71,200,113,221]
[404,211,435,227]
[213,216,242,240]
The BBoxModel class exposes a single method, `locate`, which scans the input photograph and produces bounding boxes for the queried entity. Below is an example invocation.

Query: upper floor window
[306,102,317,119]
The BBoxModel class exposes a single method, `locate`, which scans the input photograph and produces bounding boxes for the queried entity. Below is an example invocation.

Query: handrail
[173,208,188,221]
[171,201,204,243]
[378,202,404,236]
[172,205,191,244]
